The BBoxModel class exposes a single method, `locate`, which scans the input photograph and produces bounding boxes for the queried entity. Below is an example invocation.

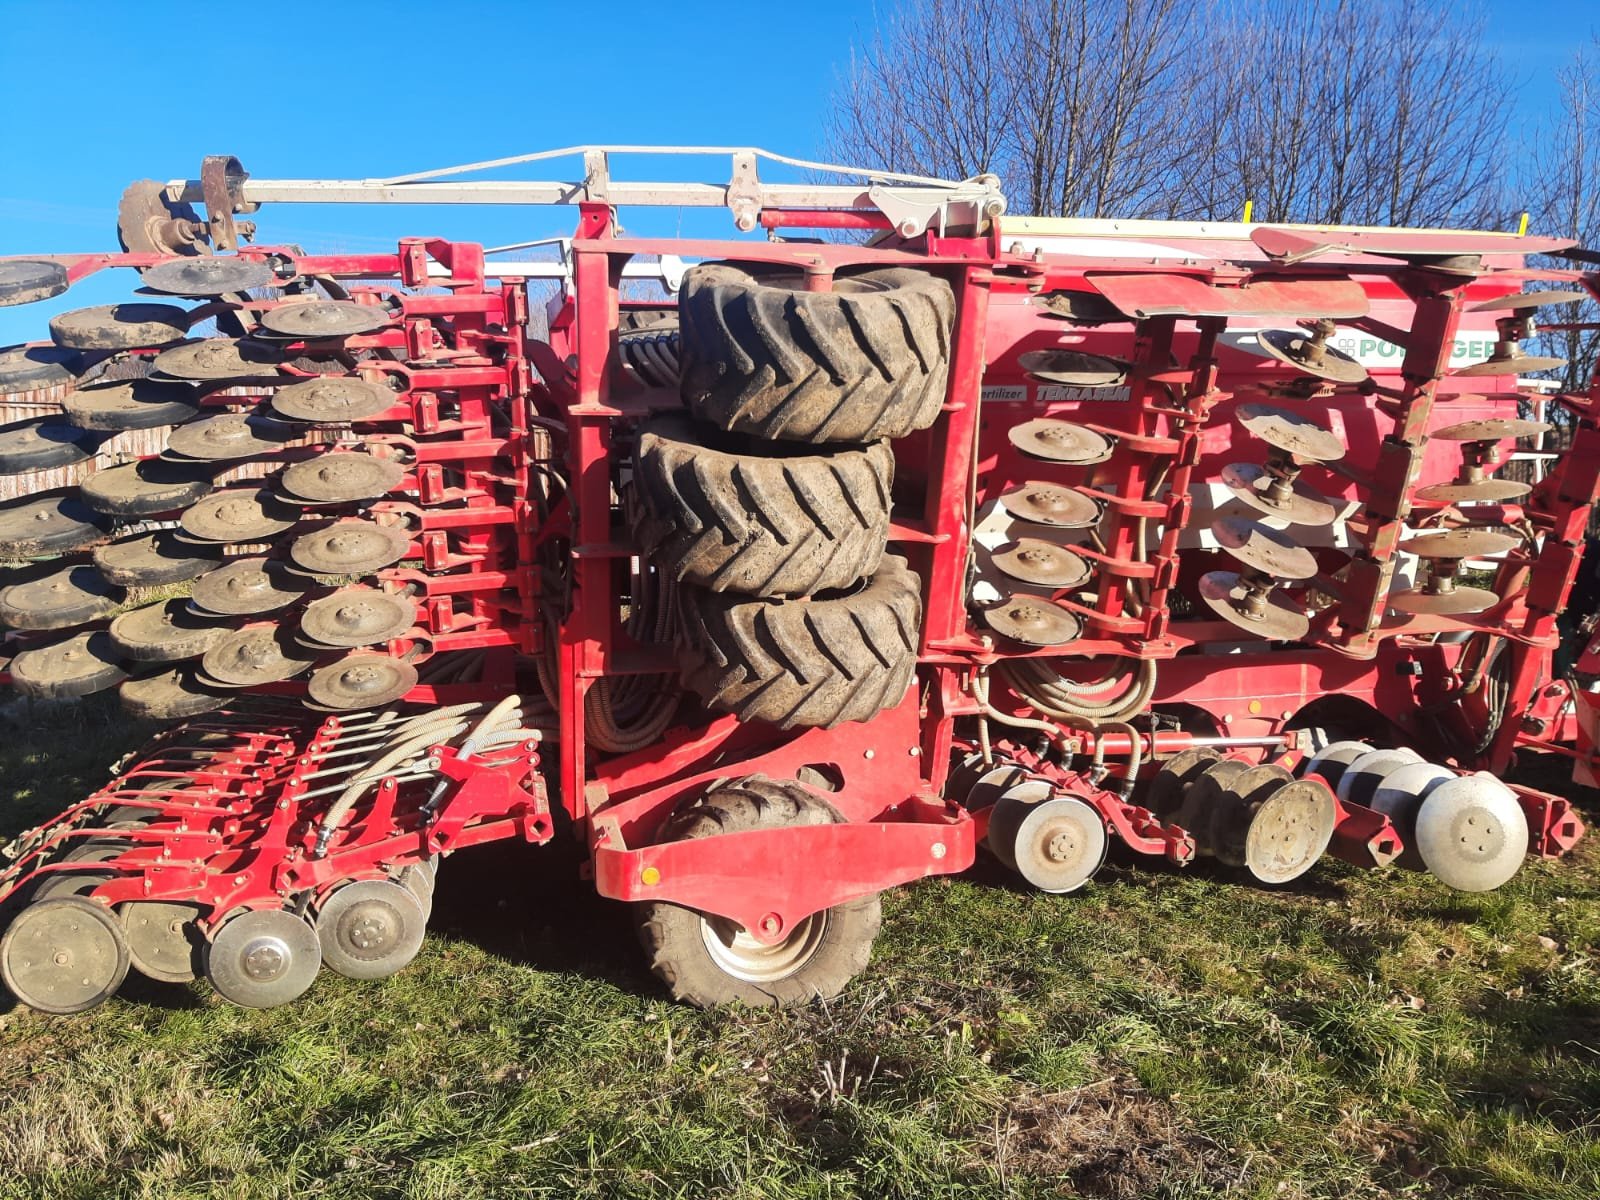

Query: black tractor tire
[674,554,921,728]
[632,416,892,598]
[679,263,954,444]
[635,775,881,1007]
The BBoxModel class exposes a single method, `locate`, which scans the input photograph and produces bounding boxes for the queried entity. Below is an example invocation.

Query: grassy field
[0,697,1597,1199]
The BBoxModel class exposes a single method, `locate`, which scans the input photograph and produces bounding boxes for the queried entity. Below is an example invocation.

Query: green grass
[2,698,1598,1199]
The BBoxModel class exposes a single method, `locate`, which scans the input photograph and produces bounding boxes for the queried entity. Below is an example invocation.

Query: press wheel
[61,378,201,432]
[109,600,229,663]
[9,631,127,699]
[93,531,217,587]
[0,896,130,1014]
[50,303,189,351]
[0,564,125,630]
[120,901,204,983]
[119,668,230,720]
[0,416,105,475]
[79,459,214,518]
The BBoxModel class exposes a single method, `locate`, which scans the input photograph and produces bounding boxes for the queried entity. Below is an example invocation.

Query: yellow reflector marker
[641,866,661,886]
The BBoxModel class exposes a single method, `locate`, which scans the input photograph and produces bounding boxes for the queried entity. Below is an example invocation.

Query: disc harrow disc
[9,631,127,699]
[93,531,216,587]
[998,483,1100,529]
[50,303,189,351]
[1335,747,1423,807]
[179,488,300,544]
[0,259,69,308]
[1212,763,1295,869]
[191,558,311,617]
[260,300,388,339]
[1454,353,1567,377]
[1468,289,1588,311]
[280,453,405,504]
[62,378,201,432]
[314,878,427,979]
[1257,327,1369,383]
[142,257,276,298]
[1244,778,1338,884]
[0,344,80,396]
[120,900,203,983]
[166,412,296,461]
[0,492,112,557]
[984,780,1054,871]
[1432,418,1552,441]
[1220,462,1338,526]
[109,599,229,662]
[981,595,1084,646]
[1172,759,1249,853]
[271,376,398,423]
[1370,761,1454,869]
[0,564,124,631]
[1015,349,1128,386]
[306,654,419,710]
[1008,796,1108,893]
[151,338,284,381]
[201,623,317,687]
[300,587,416,648]
[290,521,410,575]
[1146,747,1221,820]
[1212,516,1319,579]
[1389,585,1500,615]
[0,896,130,1014]
[0,416,105,475]
[119,667,229,720]
[80,459,214,518]
[991,538,1093,589]
[1399,529,1518,559]
[1198,570,1309,641]
[1299,740,1371,790]
[1235,402,1346,462]
[1413,773,1529,892]
[1006,419,1114,465]
[204,908,322,1009]
[1413,479,1531,504]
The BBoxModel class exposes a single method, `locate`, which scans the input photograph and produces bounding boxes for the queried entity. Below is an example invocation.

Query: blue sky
[0,0,1593,344]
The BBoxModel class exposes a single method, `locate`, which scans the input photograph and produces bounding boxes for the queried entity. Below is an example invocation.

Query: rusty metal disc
[1146,747,1222,820]
[93,531,216,587]
[271,376,398,423]
[1173,759,1249,854]
[1220,461,1338,527]
[1212,763,1295,869]
[1212,515,1319,580]
[119,667,229,721]
[109,599,229,663]
[1413,478,1532,504]
[998,483,1100,529]
[1388,585,1500,615]
[0,344,81,396]
[290,520,410,576]
[49,303,189,351]
[1234,402,1346,461]
[201,623,317,687]
[0,259,70,308]
[9,631,127,699]
[0,492,112,558]
[1257,327,1370,383]
[1244,777,1338,884]
[980,595,1084,646]
[0,564,124,630]
[1006,419,1114,465]
[1453,353,1567,377]
[279,453,405,504]
[1199,570,1310,641]
[300,587,417,648]
[151,338,284,381]
[1468,289,1589,312]
[1399,529,1518,559]
[1432,418,1552,441]
[0,415,105,475]
[991,538,1093,589]
[61,378,202,433]
[141,257,276,298]
[179,487,301,544]
[306,653,419,710]
[167,412,296,461]
[80,459,214,518]
[191,558,312,617]
[1015,349,1129,387]
[260,300,389,339]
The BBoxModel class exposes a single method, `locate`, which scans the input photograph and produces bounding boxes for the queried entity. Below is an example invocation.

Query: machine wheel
[120,901,203,983]
[203,907,322,1008]
[632,416,892,597]
[313,878,427,980]
[674,554,921,728]
[1,896,130,1014]
[679,263,954,444]
[635,776,881,1007]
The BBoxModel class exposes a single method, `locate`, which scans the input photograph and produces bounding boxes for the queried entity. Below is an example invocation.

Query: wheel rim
[1,896,130,1014]
[699,911,829,984]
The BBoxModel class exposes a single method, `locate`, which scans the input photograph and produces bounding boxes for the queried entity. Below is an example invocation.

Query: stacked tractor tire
[631,263,955,730]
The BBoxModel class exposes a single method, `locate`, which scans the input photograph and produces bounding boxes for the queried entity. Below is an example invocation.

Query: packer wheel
[1,896,130,1014]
